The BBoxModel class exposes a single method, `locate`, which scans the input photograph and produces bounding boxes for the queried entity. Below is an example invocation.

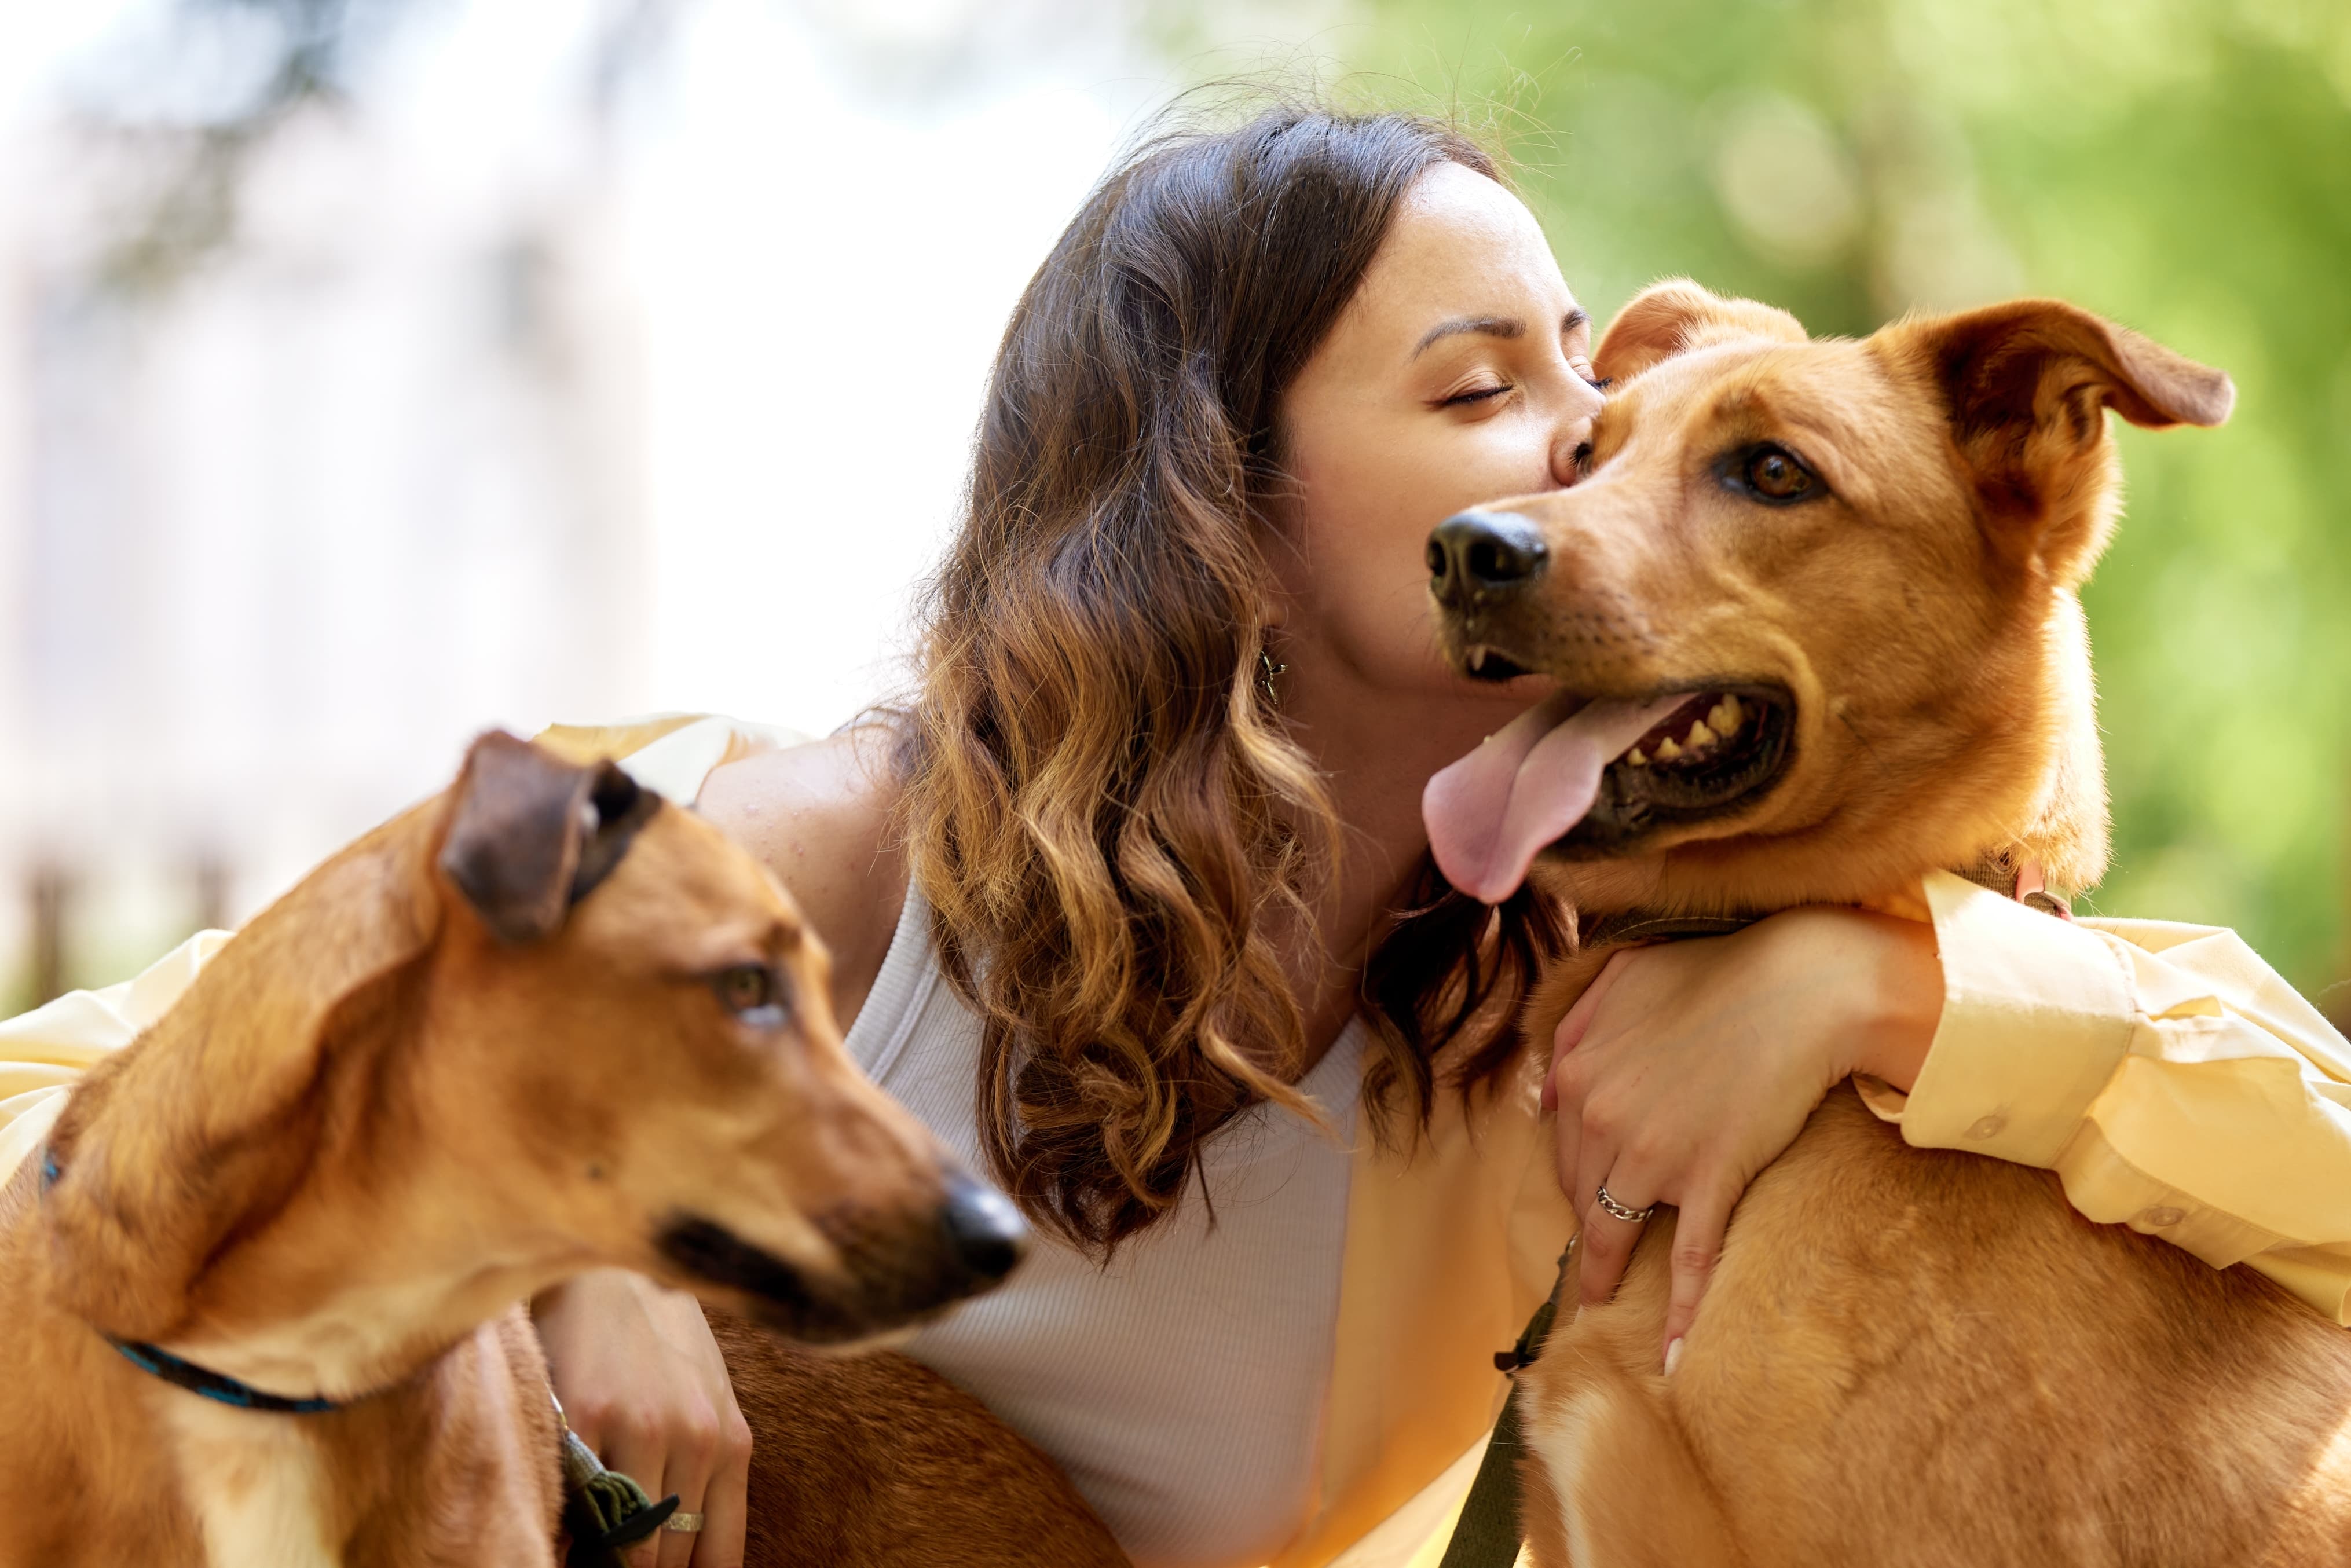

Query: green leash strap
[555,1396,682,1568]
[1438,1240,1575,1568]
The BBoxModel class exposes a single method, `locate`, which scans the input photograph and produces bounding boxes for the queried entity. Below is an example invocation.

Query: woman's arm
[1866,872,2351,1323]
[1548,875,2351,1372]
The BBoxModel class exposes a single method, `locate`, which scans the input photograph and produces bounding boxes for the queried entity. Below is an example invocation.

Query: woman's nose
[1548,378,1605,488]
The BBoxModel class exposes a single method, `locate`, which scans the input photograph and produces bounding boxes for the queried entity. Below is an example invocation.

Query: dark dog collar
[109,1338,340,1415]
[39,1144,340,1414]
[1579,910,1762,948]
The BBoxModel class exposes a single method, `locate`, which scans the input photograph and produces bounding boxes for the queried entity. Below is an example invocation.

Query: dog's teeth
[1686,719,1717,751]
[1709,695,1742,734]
[1655,735,1683,761]
[1625,747,1647,767]
[1470,646,1488,672]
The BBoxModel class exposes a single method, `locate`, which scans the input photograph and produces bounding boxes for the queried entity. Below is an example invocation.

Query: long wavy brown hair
[898,104,1572,1252]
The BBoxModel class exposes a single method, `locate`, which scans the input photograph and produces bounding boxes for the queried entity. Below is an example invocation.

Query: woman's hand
[535,1269,752,1568]
[1543,906,1944,1369]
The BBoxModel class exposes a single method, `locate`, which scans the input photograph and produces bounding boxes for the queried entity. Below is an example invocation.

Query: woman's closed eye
[1438,371,1607,411]
[1440,379,1513,408]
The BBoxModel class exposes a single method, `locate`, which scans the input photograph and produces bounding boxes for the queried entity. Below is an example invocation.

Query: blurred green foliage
[1331,0,2351,1006]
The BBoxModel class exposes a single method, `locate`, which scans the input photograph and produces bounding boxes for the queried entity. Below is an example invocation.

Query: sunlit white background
[0,0,1338,993]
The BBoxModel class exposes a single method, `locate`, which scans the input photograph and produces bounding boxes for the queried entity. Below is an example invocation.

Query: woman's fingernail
[1663,1337,1684,1376]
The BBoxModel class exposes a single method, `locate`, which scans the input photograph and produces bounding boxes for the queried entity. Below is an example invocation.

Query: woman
[9,106,2347,1568]
[522,107,2351,1568]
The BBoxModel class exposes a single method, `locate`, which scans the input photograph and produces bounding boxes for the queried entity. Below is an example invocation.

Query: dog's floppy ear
[439,731,661,944]
[1594,279,1808,384]
[1897,299,2233,584]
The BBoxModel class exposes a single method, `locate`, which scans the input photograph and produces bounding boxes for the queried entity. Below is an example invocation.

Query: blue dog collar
[42,1144,341,1415]
[111,1338,340,1415]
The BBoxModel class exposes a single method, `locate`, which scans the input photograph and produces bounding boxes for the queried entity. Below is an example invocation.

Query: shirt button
[1964,1114,2006,1140]
[2141,1206,2185,1228]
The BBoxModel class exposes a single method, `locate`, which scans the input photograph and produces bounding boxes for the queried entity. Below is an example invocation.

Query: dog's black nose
[939,1175,1030,1286]
[1428,510,1548,607]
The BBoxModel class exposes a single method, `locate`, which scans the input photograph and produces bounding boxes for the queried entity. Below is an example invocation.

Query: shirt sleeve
[536,713,808,804]
[0,928,230,1182]
[1856,869,2351,1324]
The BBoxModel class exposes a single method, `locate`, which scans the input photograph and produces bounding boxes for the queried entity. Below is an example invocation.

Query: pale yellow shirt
[1861,870,2351,1324]
[4,716,2345,1567]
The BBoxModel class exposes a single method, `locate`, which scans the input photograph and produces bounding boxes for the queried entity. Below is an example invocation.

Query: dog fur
[1437,282,2351,1566]
[711,1311,1130,1567]
[0,732,1008,1567]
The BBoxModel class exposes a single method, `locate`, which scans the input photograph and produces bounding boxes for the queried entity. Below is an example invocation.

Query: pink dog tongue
[1423,691,1692,904]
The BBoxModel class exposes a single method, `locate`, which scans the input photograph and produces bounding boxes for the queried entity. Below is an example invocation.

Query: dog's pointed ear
[439,731,661,944]
[1894,299,2233,584]
[1594,279,1808,384]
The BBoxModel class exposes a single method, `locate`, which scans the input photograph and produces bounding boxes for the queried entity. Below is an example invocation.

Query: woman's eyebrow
[1412,314,1521,357]
[1412,308,1591,358]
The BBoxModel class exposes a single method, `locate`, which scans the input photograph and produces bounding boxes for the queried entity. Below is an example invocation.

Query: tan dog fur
[1441,283,2351,1566]
[0,732,1005,1568]
[711,1311,1130,1566]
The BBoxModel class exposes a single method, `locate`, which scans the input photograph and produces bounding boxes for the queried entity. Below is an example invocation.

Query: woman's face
[1272,162,1602,717]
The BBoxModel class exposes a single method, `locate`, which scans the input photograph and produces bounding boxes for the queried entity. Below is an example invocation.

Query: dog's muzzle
[657,1175,1031,1344]
[1429,510,1547,612]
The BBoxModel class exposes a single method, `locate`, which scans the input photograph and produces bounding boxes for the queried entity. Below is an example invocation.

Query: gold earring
[1256,646,1287,708]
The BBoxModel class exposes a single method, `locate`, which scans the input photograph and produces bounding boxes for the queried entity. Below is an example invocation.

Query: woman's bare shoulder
[697,727,908,1028]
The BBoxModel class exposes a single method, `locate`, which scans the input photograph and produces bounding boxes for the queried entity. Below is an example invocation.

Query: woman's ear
[1594,279,1807,384]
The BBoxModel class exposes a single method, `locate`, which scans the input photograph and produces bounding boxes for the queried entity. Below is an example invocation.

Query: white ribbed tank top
[843,881,1365,1568]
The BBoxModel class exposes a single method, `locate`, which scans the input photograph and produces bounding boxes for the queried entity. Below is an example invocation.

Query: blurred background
[1,0,2345,1020]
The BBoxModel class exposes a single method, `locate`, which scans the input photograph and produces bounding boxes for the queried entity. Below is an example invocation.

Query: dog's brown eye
[1745,446,1814,500]
[713,965,786,1026]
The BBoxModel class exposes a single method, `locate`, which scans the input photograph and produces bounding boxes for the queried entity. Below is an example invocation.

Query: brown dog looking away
[1420,282,2351,1566]
[0,731,1032,1568]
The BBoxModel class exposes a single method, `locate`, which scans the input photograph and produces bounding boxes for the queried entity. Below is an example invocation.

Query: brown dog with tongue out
[1420,281,2351,1567]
